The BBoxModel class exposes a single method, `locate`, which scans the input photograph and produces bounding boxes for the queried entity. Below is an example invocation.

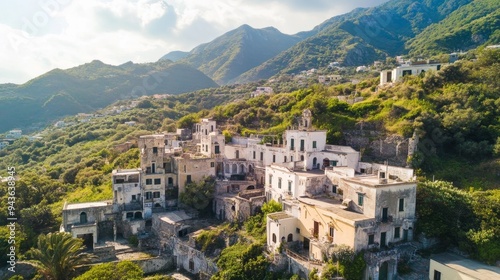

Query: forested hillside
[0,60,218,133]
[408,0,500,56]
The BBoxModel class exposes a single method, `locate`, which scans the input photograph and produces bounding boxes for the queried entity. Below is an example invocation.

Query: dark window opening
[368,234,374,245]
[399,198,404,212]
[154,178,161,185]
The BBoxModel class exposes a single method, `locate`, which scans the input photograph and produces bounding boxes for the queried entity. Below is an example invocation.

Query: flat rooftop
[431,253,500,280]
[343,174,414,187]
[268,211,294,221]
[64,201,111,210]
[157,210,192,224]
[299,196,370,222]
[113,168,141,175]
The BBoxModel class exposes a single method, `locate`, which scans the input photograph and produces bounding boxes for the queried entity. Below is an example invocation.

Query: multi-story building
[266,162,417,280]
[380,61,442,85]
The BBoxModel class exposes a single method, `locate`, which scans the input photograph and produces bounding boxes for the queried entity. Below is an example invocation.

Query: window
[402,69,412,76]
[132,195,136,201]
[152,147,158,153]
[284,156,287,162]
[291,156,293,162]
[235,150,239,159]
[269,174,272,185]
[253,151,256,159]
[290,138,294,150]
[394,227,401,239]
[433,270,441,280]
[272,155,276,163]
[288,181,292,192]
[215,145,220,154]
[382,207,388,221]
[210,162,215,167]
[153,191,160,198]
[399,198,405,212]
[380,171,386,178]
[287,234,293,242]
[80,212,87,224]
[332,185,337,193]
[154,178,161,185]
[330,160,337,167]
[186,175,192,184]
[329,227,334,238]
[368,234,374,245]
[189,259,194,271]
[358,193,364,206]
[312,141,317,149]
[296,228,300,234]
[278,178,282,189]
[145,192,152,199]
[300,139,305,151]
[272,233,276,243]
[151,163,156,173]
[260,152,263,161]
[146,179,152,185]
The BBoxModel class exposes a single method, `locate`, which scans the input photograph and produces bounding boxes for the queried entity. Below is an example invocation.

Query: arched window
[232,164,237,174]
[313,157,317,168]
[272,233,276,243]
[240,164,245,174]
[225,164,230,173]
[288,233,293,242]
[80,212,87,224]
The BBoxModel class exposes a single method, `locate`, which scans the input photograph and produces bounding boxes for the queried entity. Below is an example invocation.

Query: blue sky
[0,0,387,84]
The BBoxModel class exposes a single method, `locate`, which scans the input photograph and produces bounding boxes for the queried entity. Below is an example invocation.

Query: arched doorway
[232,164,237,174]
[240,164,245,174]
[312,157,317,169]
[379,261,389,280]
[287,233,293,242]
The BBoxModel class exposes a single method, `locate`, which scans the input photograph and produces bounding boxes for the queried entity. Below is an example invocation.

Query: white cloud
[0,0,388,84]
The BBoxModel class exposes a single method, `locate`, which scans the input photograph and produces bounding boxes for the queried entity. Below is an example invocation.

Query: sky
[0,0,388,84]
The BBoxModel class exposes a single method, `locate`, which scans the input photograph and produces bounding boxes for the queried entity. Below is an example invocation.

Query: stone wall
[93,245,116,261]
[344,130,416,166]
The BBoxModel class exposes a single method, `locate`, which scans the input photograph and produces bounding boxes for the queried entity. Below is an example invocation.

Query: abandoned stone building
[60,109,417,279]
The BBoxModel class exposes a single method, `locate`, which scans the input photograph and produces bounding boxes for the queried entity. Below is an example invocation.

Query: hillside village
[59,109,422,279]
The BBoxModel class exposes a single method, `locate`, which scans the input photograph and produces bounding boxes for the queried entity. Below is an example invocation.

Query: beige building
[266,162,417,280]
[61,201,113,249]
[429,253,500,280]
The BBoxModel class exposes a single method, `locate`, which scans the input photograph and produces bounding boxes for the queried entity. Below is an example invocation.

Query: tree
[416,180,477,247]
[75,261,143,280]
[179,176,215,211]
[27,232,96,280]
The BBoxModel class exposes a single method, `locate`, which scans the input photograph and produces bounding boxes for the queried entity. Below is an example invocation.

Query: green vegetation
[75,261,143,280]
[408,0,500,56]
[320,245,365,280]
[26,232,96,280]
[416,180,500,264]
[180,176,216,212]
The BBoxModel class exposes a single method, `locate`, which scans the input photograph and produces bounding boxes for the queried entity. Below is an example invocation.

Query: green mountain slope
[159,50,189,62]
[407,0,500,56]
[0,60,218,133]
[172,24,302,84]
[234,0,472,83]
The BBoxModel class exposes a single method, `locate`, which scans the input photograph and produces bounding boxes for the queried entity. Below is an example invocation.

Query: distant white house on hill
[380,61,442,86]
[5,129,22,139]
[251,87,273,97]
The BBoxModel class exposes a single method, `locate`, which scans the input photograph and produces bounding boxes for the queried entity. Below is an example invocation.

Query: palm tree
[27,232,96,280]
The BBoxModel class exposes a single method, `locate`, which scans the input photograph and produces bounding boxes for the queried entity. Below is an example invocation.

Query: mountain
[0,60,217,133]
[233,0,473,83]
[407,0,500,56]
[159,51,189,62]
[167,24,302,84]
